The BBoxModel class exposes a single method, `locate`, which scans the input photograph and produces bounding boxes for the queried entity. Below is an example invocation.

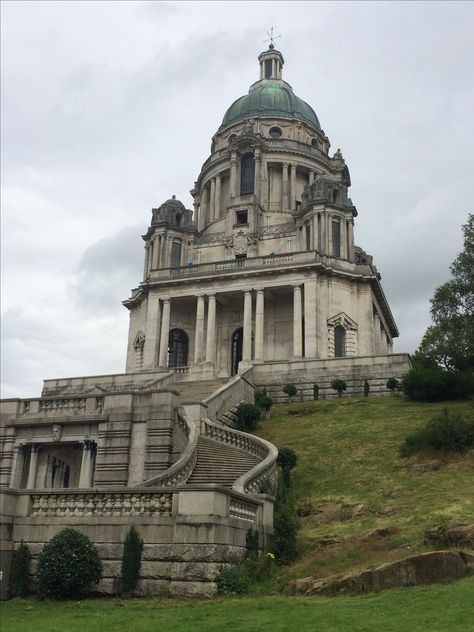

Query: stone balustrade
[201,418,268,460]
[30,490,173,517]
[229,497,258,522]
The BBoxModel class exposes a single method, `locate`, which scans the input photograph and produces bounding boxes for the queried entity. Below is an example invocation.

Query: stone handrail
[30,490,174,517]
[202,368,254,423]
[140,408,199,488]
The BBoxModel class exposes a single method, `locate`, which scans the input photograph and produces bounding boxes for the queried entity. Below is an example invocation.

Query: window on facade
[170,240,182,267]
[269,126,282,139]
[240,154,255,195]
[231,328,244,375]
[311,138,319,148]
[334,326,346,357]
[305,223,311,251]
[235,254,247,262]
[228,134,236,144]
[264,59,272,78]
[332,220,341,258]
[333,190,339,204]
[168,329,188,368]
[236,210,248,225]
[175,213,182,227]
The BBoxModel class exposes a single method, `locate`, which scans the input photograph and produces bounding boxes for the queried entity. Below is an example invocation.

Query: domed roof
[220,80,321,131]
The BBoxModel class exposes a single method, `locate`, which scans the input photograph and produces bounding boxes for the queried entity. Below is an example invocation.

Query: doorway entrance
[231,327,243,375]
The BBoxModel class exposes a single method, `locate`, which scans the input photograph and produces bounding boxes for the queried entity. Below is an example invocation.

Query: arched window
[168,329,188,367]
[231,327,243,376]
[334,326,346,358]
[240,153,255,195]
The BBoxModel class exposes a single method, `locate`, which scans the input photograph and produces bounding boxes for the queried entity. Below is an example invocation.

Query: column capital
[292,283,302,290]
[162,296,170,303]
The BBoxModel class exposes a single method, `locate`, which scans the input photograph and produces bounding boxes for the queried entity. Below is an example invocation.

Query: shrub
[363,380,370,397]
[277,447,298,487]
[236,403,262,432]
[36,528,102,599]
[331,379,347,398]
[402,367,474,402]
[386,377,400,392]
[313,384,319,400]
[216,561,254,595]
[273,481,298,564]
[245,529,259,561]
[400,408,474,457]
[283,384,297,401]
[121,526,144,594]
[255,390,273,416]
[10,541,30,597]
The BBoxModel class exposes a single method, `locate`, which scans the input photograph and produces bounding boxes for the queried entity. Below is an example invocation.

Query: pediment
[327,312,358,330]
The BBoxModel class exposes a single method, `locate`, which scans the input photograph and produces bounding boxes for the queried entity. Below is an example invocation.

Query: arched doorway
[168,328,188,367]
[231,327,243,376]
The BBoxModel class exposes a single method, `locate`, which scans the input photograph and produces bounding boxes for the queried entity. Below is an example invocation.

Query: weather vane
[263,26,281,49]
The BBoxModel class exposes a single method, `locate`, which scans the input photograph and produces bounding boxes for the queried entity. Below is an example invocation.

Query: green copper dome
[220,80,321,131]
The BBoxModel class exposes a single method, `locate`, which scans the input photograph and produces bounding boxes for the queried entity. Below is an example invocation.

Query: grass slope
[257,397,474,580]
[2,578,474,632]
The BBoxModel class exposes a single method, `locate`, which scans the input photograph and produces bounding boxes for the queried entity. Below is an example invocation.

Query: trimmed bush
[37,528,102,599]
[273,481,299,564]
[313,384,320,400]
[121,526,144,594]
[331,379,347,398]
[236,403,262,432]
[10,541,30,597]
[400,408,474,457]
[386,377,400,392]
[277,447,298,487]
[255,390,273,416]
[364,380,370,397]
[283,384,297,401]
[402,367,474,402]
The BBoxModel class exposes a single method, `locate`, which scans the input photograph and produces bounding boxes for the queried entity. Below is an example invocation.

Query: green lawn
[257,397,474,579]
[2,577,474,632]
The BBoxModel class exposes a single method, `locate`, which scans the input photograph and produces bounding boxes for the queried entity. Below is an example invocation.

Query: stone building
[0,45,410,598]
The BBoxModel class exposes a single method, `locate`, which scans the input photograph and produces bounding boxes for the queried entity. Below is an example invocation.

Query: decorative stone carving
[52,424,62,442]
[225,231,258,256]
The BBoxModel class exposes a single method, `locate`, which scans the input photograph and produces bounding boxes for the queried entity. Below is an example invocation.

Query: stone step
[187,436,260,487]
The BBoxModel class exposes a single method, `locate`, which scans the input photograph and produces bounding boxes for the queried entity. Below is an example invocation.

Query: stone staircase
[187,436,260,487]
[174,379,228,403]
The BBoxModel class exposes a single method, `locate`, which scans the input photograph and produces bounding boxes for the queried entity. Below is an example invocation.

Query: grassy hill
[256,396,474,581]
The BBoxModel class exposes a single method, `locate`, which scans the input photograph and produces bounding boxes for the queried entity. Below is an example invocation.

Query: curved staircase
[187,436,260,487]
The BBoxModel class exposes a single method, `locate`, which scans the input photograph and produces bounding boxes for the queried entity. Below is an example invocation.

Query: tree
[10,541,30,597]
[121,526,144,594]
[276,447,298,487]
[331,379,347,398]
[418,214,474,371]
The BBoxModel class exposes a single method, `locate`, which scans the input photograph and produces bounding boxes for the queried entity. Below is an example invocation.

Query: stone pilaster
[254,148,261,203]
[26,444,39,489]
[79,441,95,488]
[143,292,162,368]
[282,162,289,210]
[304,275,318,357]
[242,290,252,362]
[254,289,264,362]
[210,178,216,222]
[143,243,150,280]
[215,175,221,220]
[230,152,237,199]
[158,298,171,367]
[205,294,217,364]
[194,295,205,363]
[290,163,297,211]
[293,285,303,357]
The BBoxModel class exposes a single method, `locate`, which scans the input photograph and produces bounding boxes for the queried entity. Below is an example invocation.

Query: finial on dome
[172,194,176,199]
[263,26,281,50]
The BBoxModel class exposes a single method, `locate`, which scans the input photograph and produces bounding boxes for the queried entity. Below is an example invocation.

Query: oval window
[311,138,319,148]
[228,134,237,144]
[269,127,282,139]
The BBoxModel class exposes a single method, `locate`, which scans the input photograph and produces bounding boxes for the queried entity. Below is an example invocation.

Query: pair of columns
[143,234,172,278]
[15,441,95,490]
[281,163,297,211]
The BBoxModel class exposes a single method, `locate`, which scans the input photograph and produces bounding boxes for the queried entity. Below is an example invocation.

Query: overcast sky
[2,1,473,398]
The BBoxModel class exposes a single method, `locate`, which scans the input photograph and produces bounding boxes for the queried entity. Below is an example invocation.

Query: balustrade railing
[30,491,173,517]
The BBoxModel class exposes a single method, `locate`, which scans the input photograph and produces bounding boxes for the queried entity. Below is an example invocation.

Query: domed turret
[219,47,321,131]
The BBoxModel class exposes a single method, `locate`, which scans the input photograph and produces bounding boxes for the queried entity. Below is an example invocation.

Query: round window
[311,138,319,148]
[269,127,282,139]
[228,134,237,144]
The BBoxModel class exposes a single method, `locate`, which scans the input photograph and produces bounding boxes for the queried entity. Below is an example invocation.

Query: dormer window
[236,210,248,225]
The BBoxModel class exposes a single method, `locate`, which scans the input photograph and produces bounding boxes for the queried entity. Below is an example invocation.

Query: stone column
[254,289,265,362]
[230,151,237,199]
[210,178,216,222]
[193,200,199,229]
[151,236,159,269]
[215,174,221,220]
[242,290,253,362]
[205,294,217,364]
[194,295,205,363]
[79,441,94,488]
[293,285,303,357]
[309,170,315,187]
[10,445,26,488]
[261,155,268,208]
[158,298,171,367]
[254,148,261,203]
[341,219,347,260]
[290,163,297,211]
[282,163,289,210]
[143,291,161,368]
[200,187,209,230]
[143,243,150,280]
[348,220,355,262]
[304,276,318,357]
[26,444,39,489]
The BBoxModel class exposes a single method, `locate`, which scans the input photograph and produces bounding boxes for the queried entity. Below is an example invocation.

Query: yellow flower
[266,552,275,560]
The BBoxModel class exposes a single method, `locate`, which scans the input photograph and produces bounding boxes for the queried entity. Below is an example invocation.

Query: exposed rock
[297,504,322,517]
[285,577,316,596]
[351,504,367,517]
[424,522,474,547]
[459,550,474,569]
[305,551,470,596]
[409,460,442,474]
[363,526,399,540]
[378,506,398,516]
[313,536,345,550]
